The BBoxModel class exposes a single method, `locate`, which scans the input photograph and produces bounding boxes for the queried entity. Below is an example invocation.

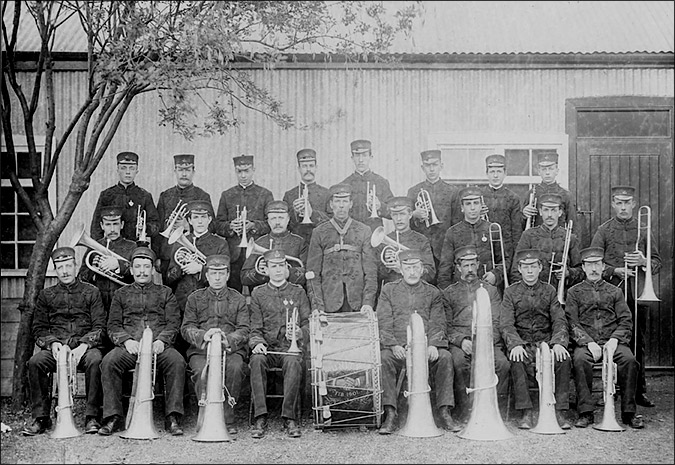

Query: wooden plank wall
[1,299,21,397]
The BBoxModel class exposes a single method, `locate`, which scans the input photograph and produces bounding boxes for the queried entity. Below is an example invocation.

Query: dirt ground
[1,372,673,464]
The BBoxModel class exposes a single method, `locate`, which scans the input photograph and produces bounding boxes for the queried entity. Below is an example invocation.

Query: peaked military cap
[296,149,317,163]
[387,196,414,212]
[485,154,506,168]
[580,247,604,263]
[265,200,289,215]
[611,185,635,201]
[263,248,286,263]
[116,151,139,164]
[350,139,372,154]
[539,193,563,207]
[131,246,156,262]
[173,154,195,167]
[420,149,442,162]
[51,247,76,263]
[455,245,478,262]
[205,254,229,270]
[515,249,541,265]
[458,186,482,201]
[537,150,559,166]
[398,248,422,264]
[329,183,352,199]
[186,200,213,216]
[99,205,123,221]
[233,155,254,166]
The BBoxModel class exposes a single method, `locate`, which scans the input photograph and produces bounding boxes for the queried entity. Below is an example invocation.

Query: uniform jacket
[165,231,230,310]
[342,170,394,231]
[565,279,633,347]
[248,281,310,354]
[108,282,181,347]
[407,179,459,261]
[78,236,136,306]
[480,184,523,263]
[437,219,505,290]
[90,182,160,242]
[33,279,106,350]
[282,182,332,244]
[241,230,308,288]
[181,286,249,359]
[375,229,436,285]
[521,182,578,234]
[377,279,448,349]
[306,217,378,312]
[442,280,504,349]
[500,279,568,352]
[214,182,274,261]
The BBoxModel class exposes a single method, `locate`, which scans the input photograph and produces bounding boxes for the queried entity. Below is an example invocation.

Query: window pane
[1,244,16,268]
[1,187,15,212]
[1,214,15,241]
[17,187,36,214]
[18,244,33,269]
[505,149,530,176]
[17,215,37,241]
[577,110,670,138]
[1,151,16,180]
[16,151,42,178]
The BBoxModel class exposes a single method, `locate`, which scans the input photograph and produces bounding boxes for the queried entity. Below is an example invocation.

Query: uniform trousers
[188,352,246,423]
[27,348,103,420]
[449,345,510,412]
[509,344,571,410]
[249,353,303,420]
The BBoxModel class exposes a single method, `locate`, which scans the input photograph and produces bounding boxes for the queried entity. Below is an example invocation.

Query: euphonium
[487,222,509,288]
[160,200,189,238]
[531,342,564,435]
[70,224,129,286]
[169,230,207,267]
[136,205,147,244]
[366,182,379,219]
[593,343,625,432]
[458,285,513,441]
[547,220,573,305]
[370,226,410,267]
[415,189,441,227]
[300,183,313,225]
[246,237,304,275]
[193,330,233,442]
[121,326,160,439]
[51,345,81,439]
[397,311,443,438]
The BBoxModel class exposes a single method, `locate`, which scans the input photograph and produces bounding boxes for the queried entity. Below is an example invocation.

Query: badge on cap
[265,200,289,215]
[387,196,414,212]
[516,249,540,264]
[233,155,254,166]
[187,200,212,216]
[116,151,139,164]
[459,186,482,201]
[611,185,635,201]
[131,246,156,262]
[537,150,559,167]
[350,139,371,154]
[580,247,604,263]
[51,247,76,263]
[420,150,441,162]
[205,254,229,270]
[455,245,478,262]
[398,248,422,264]
[263,248,286,263]
[174,154,195,167]
[99,205,123,221]
[296,149,317,163]
[538,193,563,208]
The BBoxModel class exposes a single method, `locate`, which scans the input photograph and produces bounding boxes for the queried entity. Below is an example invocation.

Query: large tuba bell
[193,330,234,442]
[51,345,82,439]
[397,311,443,438]
[593,343,625,432]
[370,226,411,268]
[458,285,513,441]
[121,326,160,440]
[70,224,129,286]
[415,189,441,227]
[169,229,207,267]
[245,237,304,275]
[530,342,565,434]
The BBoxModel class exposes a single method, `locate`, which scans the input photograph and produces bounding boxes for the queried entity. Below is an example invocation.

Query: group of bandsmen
[23,140,661,439]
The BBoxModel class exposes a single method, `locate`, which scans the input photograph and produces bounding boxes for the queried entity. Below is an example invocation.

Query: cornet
[366,181,379,219]
[235,205,249,248]
[548,220,572,305]
[525,185,536,230]
[71,224,130,286]
[480,195,490,222]
[160,200,189,238]
[266,303,302,357]
[299,183,313,225]
[136,205,147,244]
[415,189,441,227]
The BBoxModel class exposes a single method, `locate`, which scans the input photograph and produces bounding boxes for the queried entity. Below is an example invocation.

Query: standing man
[99,247,186,436]
[500,249,572,430]
[215,155,274,293]
[282,148,332,244]
[90,151,160,244]
[377,249,460,435]
[306,183,378,313]
[407,149,459,275]
[341,139,394,232]
[249,249,310,439]
[590,185,661,408]
[442,245,510,419]
[154,154,214,280]
[565,247,643,429]
[181,255,249,436]
[23,247,106,436]
[241,200,307,290]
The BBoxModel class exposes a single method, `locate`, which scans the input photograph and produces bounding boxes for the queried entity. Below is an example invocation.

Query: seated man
[181,255,249,435]
[500,249,571,430]
[248,249,310,439]
[377,249,459,435]
[566,247,642,429]
[23,247,106,436]
[99,247,186,436]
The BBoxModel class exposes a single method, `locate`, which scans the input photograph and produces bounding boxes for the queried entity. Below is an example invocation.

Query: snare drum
[309,308,383,429]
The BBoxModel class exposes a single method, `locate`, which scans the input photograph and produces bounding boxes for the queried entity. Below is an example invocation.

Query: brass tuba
[121,326,160,439]
[457,285,513,441]
[169,229,207,268]
[548,220,573,305]
[397,311,443,438]
[593,343,625,432]
[530,342,565,435]
[193,330,234,442]
[415,189,441,227]
[51,345,82,439]
[71,224,130,286]
[245,237,304,275]
[370,226,410,268]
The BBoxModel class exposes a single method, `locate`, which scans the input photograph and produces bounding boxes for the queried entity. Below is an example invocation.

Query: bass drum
[309,308,383,430]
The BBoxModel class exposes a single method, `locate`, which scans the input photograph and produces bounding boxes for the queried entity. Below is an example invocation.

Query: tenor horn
[593,343,625,432]
[51,345,82,439]
[245,237,304,275]
[70,224,129,286]
[193,330,233,442]
[548,220,573,305]
[397,311,443,438]
[121,326,160,440]
[370,226,410,267]
[458,285,513,441]
[488,222,509,288]
[169,229,207,267]
[530,342,564,435]
[415,189,441,227]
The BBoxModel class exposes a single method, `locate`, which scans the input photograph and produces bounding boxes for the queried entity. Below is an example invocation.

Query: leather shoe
[556,410,571,430]
[623,413,645,429]
[165,414,183,436]
[251,415,267,439]
[636,394,655,408]
[285,419,301,438]
[98,415,123,436]
[517,409,533,430]
[438,407,461,432]
[227,425,238,435]
[378,406,397,435]
[22,417,52,436]
[574,412,594,428]
[85,417,101,434]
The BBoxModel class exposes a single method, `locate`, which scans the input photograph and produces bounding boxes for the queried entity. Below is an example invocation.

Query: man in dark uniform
[480,154,523,266]
[521,150,578,235]
[512,193,583,300]
[437,186,506,290]
[565,247,643,429]
[377,249,460,435]
[153,154,214,280]
[373,196,435,286]
[215,155,274,293]
[248,249,310,439]
[99,247,186,436]
[442,245,510,419]
[306,183,378,313]
[241,200,307,290]
[181,254,249,436]
[407,149,459,272]
[90,151,160,244]
[590,185,661,408]
[282,148,332,244]
[23,247,106,436]
[341,139,394,232]
[500,249,572,430]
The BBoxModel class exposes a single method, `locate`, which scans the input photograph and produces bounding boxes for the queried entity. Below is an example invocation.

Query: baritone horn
[169,230,207,267]
[160,200,189,238]
[370,226,410,267]
[548,220,572,305]
[366,181,379,218]
[70,224,129,286]
[488,222,509,288]
[51,345,82,439]
[415,189,441,227]
[593,343,625,432]
[531,342,564,435]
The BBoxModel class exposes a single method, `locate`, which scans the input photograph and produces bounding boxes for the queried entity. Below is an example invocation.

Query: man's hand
[181,261,202,276]
[391,345,406,360]
[523,204,538,219]
[480,203,489,219]
[604,338,618,354]
[461,338,472,355]
[203,328,221,342]
[509,345,528,362]
[71,343,88,367]
[360,305,373,314]
[552,343,570,362]
[285,326,302,341]
[624,251,647,268]
[252,343,267,355]
[482,271,497,286]
[98,255,119,273]
[50,341,63,360]
[613,266,635,280]
[230,217,243,235]
[587,341,602,362]
[124,339,140,355]
[427,345,439,362]
[152,340,165,354]
[412,206,429,222]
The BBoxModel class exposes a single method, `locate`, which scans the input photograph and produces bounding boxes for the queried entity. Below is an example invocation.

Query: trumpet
[525,185,536,230]
[415,189,441,227]
[370,226,410,268]
[487,222,509,287]
[246,237,304,275]
[136,205,147,244]
[160,200,189,238]
[548,220,572,305]
[480,195,490,222]
[170,230,207,268]
[299,183,313,225]
[71,224,130,286]
[235,205,249,248]
[366,181,379,219]
[287,306,302,354]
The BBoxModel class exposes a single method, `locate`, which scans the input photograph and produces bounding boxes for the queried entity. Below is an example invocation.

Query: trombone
[547,220,572,305]
[415,189,441,227]
[366,181,379,219]
[487,222,509,287]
